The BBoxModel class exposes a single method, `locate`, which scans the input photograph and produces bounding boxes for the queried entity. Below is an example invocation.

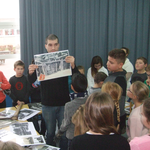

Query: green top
[144,80,150,97]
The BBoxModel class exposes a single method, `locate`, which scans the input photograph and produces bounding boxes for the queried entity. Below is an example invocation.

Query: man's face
[45,39,59,53]
[14,66,24,77]
[107,56,123,73]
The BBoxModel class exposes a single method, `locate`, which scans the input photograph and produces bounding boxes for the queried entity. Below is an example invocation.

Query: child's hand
[146,79,150,86]
[17,100,25,105]
[28,64,38,75]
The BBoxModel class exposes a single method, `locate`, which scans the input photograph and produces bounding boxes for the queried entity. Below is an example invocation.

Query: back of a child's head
[132,81,149,102]
[14,60,25,69]
[71,73,87,93]
[84,92,118,135]
[72,104,88,136]
[108,49,126,64]
[77,65,85,74]
[146,64,150,72]
[101,82,122,126]
[136,57,148,65]
[0,141,25,150]
[101,82,122,101]
[143,97,150,123]
[94,72,107,84]
[121,47,130,55]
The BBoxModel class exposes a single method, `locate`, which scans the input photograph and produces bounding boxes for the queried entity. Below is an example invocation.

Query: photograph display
[34,50,72,81]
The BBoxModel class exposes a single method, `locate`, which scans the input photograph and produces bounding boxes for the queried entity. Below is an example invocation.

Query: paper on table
[18,108,40,121]
[10,122,37,136]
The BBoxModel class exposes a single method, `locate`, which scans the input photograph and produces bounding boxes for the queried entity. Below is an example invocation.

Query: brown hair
[132,81,149,103]
[72,104,88,136]
[14,60,25,69]
[101,82,122,130]
[108,49,126,64]
[145,64,150,72]
[0,141,25,150]
[121,47,130,55]
[45,34,59,44]
[94,72,107,84]
[143,98,150,122]
[136,57,148,65]
[84,92,118,135]
[91,56,103,77]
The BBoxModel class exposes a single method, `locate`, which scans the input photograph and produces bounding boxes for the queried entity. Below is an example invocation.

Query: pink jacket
[0,71,11,103]
[130,134,150,150]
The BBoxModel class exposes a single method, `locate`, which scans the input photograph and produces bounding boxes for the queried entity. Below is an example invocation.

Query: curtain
[19,0,150,74]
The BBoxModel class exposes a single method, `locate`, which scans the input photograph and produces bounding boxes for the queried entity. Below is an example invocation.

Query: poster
[34,50,72,81]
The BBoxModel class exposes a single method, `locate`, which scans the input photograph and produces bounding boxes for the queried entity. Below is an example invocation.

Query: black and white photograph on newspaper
[34,50,72,81]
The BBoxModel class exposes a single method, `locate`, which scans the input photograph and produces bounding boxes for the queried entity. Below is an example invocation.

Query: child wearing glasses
[130,97,150,150]
[144,64,150,97]
[126,81,149,141]
[87,56,108,89]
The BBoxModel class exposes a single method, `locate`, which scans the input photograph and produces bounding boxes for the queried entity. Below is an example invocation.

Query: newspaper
[18,108,40,121]
[10,122,37,136]
[0,109,16,119]
[28,103,42,111]
[0,119,18,129]
[34,50,72,81]
[27,145,60,150]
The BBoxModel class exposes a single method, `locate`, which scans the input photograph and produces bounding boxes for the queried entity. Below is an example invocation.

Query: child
[130,97,150,150]
[70,92,130,150]
[77,65,85,74]
[0,71,11,108]
[144,64,150,97]
[126,81,149,141]
[72,104,88,136]
[55,73,88,149]
[104,49,127,133]
[131,57,147,83]
[0,141,25,150]
[101,82,122,132]
[87,56,108,88]
[88,72,107,95]
[9,60,31,106]
[121,47,134,101]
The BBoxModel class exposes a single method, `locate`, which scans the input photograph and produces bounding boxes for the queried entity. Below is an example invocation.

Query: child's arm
[0,72,11,90]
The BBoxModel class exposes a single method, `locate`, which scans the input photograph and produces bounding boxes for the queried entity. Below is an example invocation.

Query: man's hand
[65,56,75,69]
[28,64,38,75]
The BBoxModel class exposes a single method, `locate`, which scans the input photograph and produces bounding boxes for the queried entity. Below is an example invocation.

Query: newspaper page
[10,122,37,136]
[0,109,16,119]
[34,50,72,81]
[18,108,40,121]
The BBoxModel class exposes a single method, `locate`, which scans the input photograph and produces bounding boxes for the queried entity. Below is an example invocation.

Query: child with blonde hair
[72,104,88,136]
[0,141,25,150]
[101,82,122,132]
[126,81,149,141]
